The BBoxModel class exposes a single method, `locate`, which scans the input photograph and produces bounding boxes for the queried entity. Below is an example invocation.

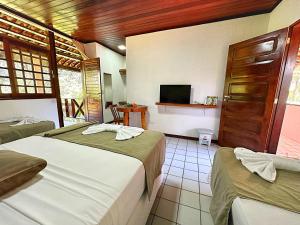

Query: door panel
[229,83,269,99]
[269,22,300,155]
[81,58,103,123]
[218,29,288,152]
[233,39,275,58]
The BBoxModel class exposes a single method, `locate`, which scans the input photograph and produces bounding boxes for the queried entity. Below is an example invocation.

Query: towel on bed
[234,147,300,182]
[82,123,144,140]
[9,117,41,127]
[0,117,24,123]
[0,117,41,126]
[210,147,300,225]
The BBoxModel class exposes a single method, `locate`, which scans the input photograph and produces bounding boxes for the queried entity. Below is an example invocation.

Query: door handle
[223,95,231,101]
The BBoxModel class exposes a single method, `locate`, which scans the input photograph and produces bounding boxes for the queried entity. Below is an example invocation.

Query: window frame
[0,35,55,100]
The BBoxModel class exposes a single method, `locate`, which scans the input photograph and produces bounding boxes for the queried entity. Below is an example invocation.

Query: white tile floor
[146,137,217,225]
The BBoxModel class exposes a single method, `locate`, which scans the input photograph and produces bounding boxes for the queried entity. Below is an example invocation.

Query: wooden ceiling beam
[0,27,47,46]
[56,46,81,57]
[56,52,81,61]
[0,4,75,41]
[1,0,281,54]
[0,17,46,38]
[0,10,83,60]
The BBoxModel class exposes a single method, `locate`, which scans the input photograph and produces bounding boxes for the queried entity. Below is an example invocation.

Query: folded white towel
[10,117,41,126]
[0,117,24,123]
[234,147,300,182]
[0,117,41,126]
[82,123,144,140]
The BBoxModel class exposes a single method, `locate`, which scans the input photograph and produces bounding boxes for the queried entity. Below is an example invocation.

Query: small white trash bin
[198,128,214,147]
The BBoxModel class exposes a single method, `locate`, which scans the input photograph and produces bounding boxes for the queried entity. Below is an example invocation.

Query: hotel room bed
[0,124,165,225]
[210,147,300,225]
[232,197,300,225]
[0,121,55,144]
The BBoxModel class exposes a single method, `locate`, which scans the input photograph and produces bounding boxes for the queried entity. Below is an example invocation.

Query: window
[11,45,52,95]
[0,41,11,94]
[0,36,54,99]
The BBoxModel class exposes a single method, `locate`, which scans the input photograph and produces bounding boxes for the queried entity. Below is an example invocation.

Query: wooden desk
[117,105,148,129]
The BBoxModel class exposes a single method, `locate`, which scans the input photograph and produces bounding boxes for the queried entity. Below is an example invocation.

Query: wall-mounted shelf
[155,102,217,108]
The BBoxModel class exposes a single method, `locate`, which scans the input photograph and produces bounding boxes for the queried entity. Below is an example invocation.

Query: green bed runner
[210,147,300,225]
[42,122,166,197]
[0,121,55,144]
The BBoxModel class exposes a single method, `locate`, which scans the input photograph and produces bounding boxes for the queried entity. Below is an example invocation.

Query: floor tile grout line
[158,195,208,212]
[151,139,172,224]
[163,177,212,196]
[169,163,211,172]
[168,171,204,183]
[175,143,188,224]
[152,214,180,224]
[166,183,211,197]
[197,143,203,224]
[152,138,179,224]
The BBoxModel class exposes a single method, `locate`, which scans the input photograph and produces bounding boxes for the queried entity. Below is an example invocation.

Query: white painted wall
[268,0,300,32]
[126,15,270,138]
[103,73,113,102]
[0,99,59,127]
[85,43,126,122]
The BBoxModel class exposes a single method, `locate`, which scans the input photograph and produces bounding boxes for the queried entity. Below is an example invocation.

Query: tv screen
[160,85,191,104]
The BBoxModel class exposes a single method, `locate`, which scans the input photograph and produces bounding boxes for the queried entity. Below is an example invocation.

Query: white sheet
[0,136,146,225]
[232,197,300,225]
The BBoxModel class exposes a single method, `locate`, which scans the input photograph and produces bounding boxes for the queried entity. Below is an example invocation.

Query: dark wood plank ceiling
[0,0,281,55]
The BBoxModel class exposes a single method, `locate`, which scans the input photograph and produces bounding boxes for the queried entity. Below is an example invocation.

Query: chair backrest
[109,104,121,122]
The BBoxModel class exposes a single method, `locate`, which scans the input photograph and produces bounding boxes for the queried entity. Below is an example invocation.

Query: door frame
[218,28,289,152]
[268,20,300,154]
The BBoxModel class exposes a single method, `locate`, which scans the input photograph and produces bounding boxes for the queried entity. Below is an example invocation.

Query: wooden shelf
[155,102,217,108]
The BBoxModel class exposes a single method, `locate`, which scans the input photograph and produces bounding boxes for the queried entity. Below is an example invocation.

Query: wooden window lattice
[11,45,52,95]
[0,41,12,94]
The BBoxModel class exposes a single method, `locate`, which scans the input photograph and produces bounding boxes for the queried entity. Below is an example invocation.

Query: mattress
[0,121,55,144]
[232,197,300,225]
[0,136,146,225]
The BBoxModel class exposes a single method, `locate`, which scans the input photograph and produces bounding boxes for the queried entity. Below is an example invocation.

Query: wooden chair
[109,104,124,124]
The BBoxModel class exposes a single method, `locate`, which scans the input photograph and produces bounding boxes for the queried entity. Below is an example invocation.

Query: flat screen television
[160,85,191,104]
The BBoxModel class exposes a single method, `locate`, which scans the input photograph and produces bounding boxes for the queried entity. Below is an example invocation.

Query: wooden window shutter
[81,58,103,123]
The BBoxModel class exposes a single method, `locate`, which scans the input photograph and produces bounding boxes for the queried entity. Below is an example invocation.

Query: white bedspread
[232,197,300,225]
[0,136,146,225]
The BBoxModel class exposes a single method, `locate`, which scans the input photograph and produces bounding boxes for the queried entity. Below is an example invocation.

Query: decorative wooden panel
[82,58,103,123]
[0,35,55,99]
[11,44,52,95]
[222,129,260,150]
[231,62,273,78]
[224,101,266,117]
[0,40,11,94]
[224,117,262,134]
[229,83,269,100]
[0,0,280,54]
[233,40,276,59]
[218,28,288,152]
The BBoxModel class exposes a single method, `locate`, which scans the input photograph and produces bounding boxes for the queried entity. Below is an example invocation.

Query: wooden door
[269,21,300,154]
[218,29,288,152]
[82,58,103,123]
